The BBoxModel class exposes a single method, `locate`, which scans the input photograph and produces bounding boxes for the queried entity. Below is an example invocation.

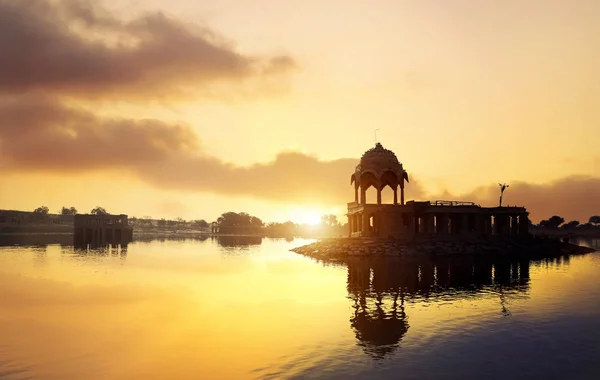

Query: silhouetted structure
[341,255,532,359]
[74,213,133,248]
[348,143,530,238]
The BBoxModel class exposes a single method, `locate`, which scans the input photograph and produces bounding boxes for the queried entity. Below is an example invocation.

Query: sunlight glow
[289,209,323,225]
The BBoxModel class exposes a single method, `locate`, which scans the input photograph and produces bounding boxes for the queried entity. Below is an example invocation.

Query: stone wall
[291,236,595,260]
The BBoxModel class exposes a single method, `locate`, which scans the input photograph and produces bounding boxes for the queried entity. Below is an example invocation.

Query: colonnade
[354,185,405,206]
[348,211,530,238]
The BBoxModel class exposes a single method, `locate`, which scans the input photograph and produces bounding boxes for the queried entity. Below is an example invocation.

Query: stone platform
[291,236,596,260]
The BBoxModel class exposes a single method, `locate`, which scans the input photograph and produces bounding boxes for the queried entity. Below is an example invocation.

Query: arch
[380,185,395,204]
[359,171,379,191]
[380,170,399,189]
[365,186,378,204]
[359,169,381,181]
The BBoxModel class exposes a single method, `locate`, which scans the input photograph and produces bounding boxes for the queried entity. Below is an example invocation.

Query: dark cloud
[0,0,295,99]
[0,96,198,170]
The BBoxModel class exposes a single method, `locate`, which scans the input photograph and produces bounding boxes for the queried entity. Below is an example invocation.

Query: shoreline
[291,236,596,260]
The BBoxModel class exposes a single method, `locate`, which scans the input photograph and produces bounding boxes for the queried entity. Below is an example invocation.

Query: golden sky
[0,0,599,223]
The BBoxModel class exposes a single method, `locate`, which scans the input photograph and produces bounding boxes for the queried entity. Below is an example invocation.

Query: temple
[347,143,530,238]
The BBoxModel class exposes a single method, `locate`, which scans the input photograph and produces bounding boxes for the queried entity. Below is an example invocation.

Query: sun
[290,209,323,226]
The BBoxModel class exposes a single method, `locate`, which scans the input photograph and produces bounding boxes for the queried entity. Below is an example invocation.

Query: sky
[0,0,599,224]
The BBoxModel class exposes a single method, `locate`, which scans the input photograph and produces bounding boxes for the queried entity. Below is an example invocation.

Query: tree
[498,183,509,207]
[216,211,263,233]
[321,214,339,227]
[539,215,565,229]
[91,207,108,215]
[589,216,600,226]
[562,220,580,229]
[33,206,49,215]
[157,218,166,227]
[60,206,77,215]
[193,219,209,229]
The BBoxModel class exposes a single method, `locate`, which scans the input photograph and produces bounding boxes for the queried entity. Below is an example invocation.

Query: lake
[1,236,599,380]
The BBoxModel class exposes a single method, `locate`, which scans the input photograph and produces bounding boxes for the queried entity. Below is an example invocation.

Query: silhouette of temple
[348,143,530,238]
[344,256,531,359]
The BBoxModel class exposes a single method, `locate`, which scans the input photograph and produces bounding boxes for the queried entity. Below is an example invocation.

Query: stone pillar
[354,187,358,203]
[493,216,500,235]
[462,214,470,234]
[503,215,511,235]
[495,215,509,236]
[519,214,530,235]
[363,213,370,237]
[348,216,353,236]
[511,215,519,235]
[426,215,435,233]
[483,215,492,235]
[400,186,405,205]
[449,215,458,235]
[419,216,427,233]
[474,215,485,234]
[377,188,382,205]
[393,187,398,205]
[436,214,448,234]
[360,188,366,205]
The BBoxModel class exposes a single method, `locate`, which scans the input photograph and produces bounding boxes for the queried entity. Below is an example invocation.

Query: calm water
[1,235,599,380]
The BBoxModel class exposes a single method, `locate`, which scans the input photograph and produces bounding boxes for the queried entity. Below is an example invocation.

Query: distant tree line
[534,215,600,230]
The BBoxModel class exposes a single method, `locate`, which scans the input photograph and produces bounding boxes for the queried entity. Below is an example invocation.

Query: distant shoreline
[1,225,599,239]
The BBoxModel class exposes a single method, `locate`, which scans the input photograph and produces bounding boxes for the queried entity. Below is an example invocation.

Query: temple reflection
[340,255,540,360]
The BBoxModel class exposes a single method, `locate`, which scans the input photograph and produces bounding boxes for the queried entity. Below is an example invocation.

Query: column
[393,187,398,205]
[474,215,485,234]
[363,213,369,237]
[519,214,530,235]
[419,216,427,233]
[361,188,366,205]
[354,187,358,203]
[377,187,382,205]
[511,215,519,235]
[437,214,448,234]
[348,216,353,236]
[450,215,460,235]
[426,215,435,233]
[462,214,470,234]
[483,215,493,235]
[400,186,405,205]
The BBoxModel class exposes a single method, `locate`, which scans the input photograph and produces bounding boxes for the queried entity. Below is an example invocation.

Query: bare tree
[498,183,509,207]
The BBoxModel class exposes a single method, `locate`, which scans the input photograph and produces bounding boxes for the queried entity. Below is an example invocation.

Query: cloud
[0,0,296,100]
[0,96,198,170]
[0,96,424,205]
[0,98,596,221]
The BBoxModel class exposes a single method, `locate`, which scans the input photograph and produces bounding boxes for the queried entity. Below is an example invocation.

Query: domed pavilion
[350,143,409,206]
[347,143,530,238]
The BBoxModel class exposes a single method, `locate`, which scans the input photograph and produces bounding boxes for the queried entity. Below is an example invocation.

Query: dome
[350,142,409,205]
[359,143,402,171]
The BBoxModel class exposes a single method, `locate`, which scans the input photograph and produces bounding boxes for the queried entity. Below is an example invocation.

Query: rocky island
[292,143,596,260]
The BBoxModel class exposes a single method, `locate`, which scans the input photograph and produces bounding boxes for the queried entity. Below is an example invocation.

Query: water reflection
[322,254,574,360]
[213,235,263,248]
[0,233,73,247]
